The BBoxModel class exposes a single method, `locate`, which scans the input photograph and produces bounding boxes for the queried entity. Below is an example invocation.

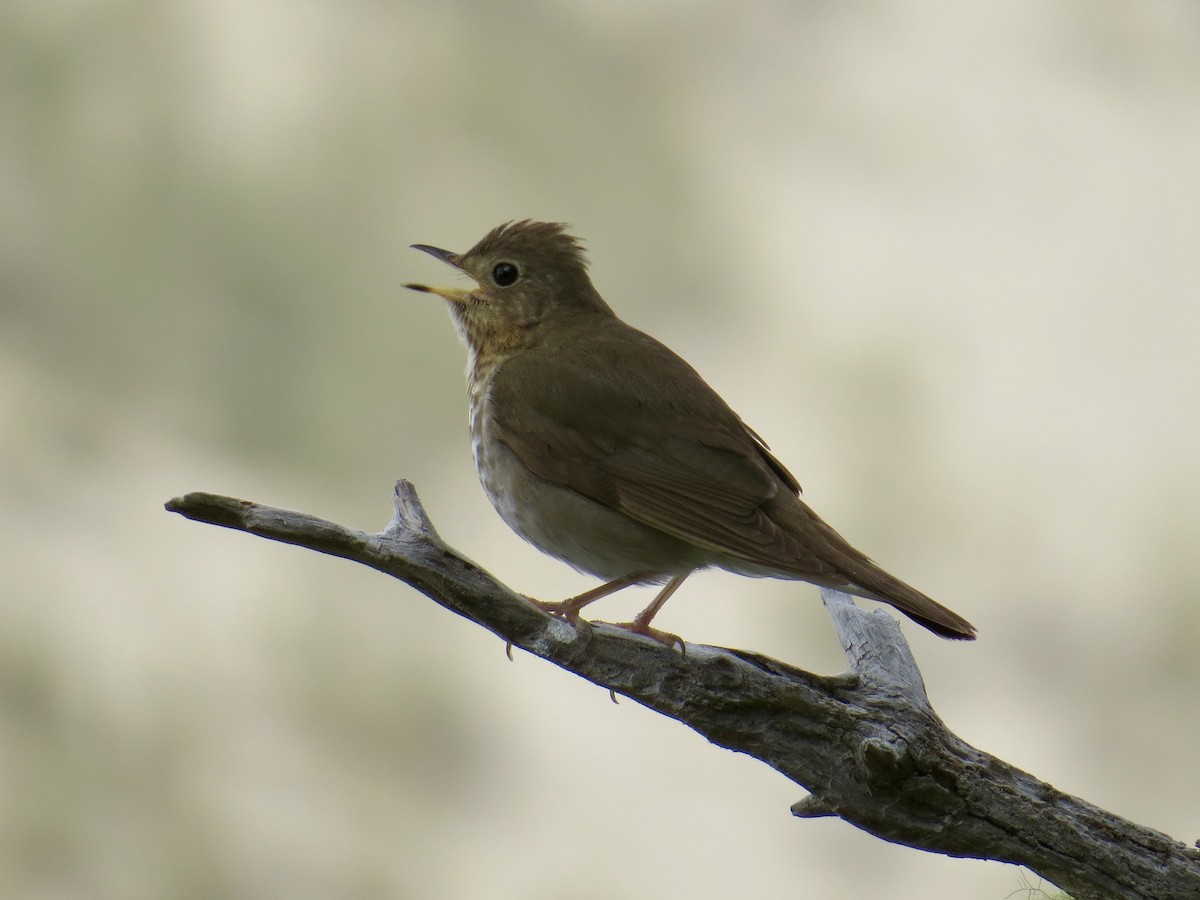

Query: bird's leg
[610,571,691,651]
[528,571,654,623]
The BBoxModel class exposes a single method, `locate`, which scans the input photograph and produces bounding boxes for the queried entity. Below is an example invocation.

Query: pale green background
[3,1,1198,898]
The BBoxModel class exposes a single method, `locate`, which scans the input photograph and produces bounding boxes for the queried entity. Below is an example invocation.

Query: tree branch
[165,482,1200,900]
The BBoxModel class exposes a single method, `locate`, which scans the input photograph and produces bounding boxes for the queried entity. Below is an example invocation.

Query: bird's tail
[841,563,977,640]
[800,507,977,640]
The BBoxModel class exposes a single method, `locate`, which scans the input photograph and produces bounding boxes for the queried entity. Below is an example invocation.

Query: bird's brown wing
[490,321,842,578]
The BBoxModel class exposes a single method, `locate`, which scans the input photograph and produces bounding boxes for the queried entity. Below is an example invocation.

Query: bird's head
[405,220,612,355]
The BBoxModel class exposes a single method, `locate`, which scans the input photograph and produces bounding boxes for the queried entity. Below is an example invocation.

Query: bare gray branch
[166,482,1200,900]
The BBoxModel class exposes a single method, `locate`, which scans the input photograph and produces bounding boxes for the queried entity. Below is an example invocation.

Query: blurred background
[3,1,1198,897]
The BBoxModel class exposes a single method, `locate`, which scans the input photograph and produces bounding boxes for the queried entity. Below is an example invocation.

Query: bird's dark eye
[492,262,519,287]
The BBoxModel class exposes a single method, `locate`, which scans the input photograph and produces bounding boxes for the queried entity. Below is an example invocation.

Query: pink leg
[612,571,692,650]
[530,571,654,622]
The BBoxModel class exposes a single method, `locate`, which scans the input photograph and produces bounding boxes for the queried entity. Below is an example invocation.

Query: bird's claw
[606,619,687,655]
[525,596,583,619]
[524,595,595,643]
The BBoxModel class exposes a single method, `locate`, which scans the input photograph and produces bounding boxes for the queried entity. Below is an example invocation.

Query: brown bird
[406,221,975,644]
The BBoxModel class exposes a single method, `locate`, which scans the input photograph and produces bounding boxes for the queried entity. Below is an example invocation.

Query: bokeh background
[4,1,1198,898]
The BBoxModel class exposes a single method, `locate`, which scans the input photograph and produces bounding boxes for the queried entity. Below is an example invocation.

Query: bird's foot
[522,574,669,649]
[522,573,653,622]
[526,596,580,618]
[523,595,595,643]
[606,618,687,655]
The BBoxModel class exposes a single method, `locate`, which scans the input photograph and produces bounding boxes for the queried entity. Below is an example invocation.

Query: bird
[405,220,975,645]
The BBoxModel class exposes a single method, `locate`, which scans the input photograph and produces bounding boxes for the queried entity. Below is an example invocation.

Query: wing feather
[490,321,806,571]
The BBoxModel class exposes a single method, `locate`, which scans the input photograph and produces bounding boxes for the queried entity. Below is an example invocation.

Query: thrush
[405,220,975,644]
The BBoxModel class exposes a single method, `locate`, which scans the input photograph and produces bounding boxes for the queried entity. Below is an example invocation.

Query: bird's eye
[492,262,519,287]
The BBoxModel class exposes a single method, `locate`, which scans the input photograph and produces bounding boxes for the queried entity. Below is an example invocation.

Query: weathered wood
[166,482,1200,900]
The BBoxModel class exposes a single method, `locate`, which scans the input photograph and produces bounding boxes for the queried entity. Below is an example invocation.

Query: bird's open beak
[405,243,476,305]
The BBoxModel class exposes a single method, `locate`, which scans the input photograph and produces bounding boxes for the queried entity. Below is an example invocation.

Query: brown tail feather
[800,510,977,640]
[850,571,976,639]
[831,555,976,640]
